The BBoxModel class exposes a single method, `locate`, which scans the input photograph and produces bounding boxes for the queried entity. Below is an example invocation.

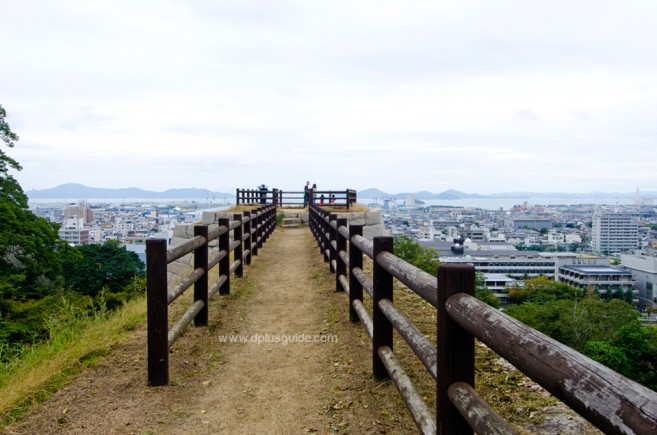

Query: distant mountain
[26,183,233,200]
[358,188,394,199]
[357,188,657,200]
[27,184,657,201]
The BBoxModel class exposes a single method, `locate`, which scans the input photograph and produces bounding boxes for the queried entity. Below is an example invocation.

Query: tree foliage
[62,241,145,297]
[393,234,439,275]
[584,322,657,390]
[505,298,639,352]
[507,276,585,304]
[0,104,27,208]
[0,105,69,301]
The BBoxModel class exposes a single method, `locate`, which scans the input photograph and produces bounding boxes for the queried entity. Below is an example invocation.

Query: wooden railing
[146,205,276,386]
[235,188,357,209]
[309,204,657,434]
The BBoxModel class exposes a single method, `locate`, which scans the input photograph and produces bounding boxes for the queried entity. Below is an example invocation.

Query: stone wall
[279,210,388,240]
[166,210,388,284]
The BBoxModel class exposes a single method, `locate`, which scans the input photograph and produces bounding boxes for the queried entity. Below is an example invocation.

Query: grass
[0,296,147,427]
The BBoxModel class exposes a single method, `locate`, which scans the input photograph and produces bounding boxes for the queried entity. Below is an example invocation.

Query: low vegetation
[0,296,147,425]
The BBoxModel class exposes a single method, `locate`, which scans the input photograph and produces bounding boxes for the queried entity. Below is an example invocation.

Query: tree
[393,234,439,275]
[62,241,145,297]
[0,104,27,208]
[584,322,657,390]
[506,276,584,304]
[0,105,68,301]
[505,298,639,352]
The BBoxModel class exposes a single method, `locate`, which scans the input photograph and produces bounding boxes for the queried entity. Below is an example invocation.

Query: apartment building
[591,208,639,254]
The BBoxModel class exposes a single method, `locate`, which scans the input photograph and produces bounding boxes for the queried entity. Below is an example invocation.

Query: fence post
[437,264,476,435]
[256,209,265,250]
[252,210,260,256]
[243,211,252,265]
[272,188,278,207]
[219,218,230,295]
[147,238,169,386]
[373,236,394,380]
[322,210,330,263]
[348,225,363,322]
[336,218,347,292]
[329,213,337,273]
[234,213,244,277]
[193,225,209,326]
[235,188,240,205]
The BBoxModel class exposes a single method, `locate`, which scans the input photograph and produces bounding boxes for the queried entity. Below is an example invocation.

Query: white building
[591,208,639,254]
[621,253,657,308]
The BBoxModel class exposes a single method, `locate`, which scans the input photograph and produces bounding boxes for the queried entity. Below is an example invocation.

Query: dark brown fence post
[233,213,243,277]
[348,225,363,322]
[219,218,230,295]
[244,211,252,265]
[258,208,265,249]
[252,210,260,256]
[193,225,209,326]
[373,236,394,380]
[235,188,240,205]
[272,188,278,207]
[329,213,337,273]
[345,189,350,210]
[147,238,169,386]
[437,264,476,435]
[322,210,330,263]
[336,218,347,292]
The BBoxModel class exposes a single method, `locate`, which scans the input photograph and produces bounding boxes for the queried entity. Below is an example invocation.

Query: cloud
[2,1,657,195]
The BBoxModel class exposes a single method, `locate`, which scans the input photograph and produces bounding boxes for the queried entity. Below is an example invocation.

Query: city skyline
[3,1,657,194]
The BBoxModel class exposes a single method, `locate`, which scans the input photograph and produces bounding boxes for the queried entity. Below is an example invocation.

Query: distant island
[25,183,657,201]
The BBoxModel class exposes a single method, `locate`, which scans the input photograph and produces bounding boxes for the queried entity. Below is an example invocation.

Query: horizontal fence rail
[235,187,357,209]
[146,204,276,386]
[308,204,657,435]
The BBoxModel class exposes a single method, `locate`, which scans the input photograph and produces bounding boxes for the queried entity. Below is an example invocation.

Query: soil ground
[5,227,418,434]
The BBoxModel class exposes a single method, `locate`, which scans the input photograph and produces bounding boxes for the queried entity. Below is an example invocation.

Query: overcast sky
[3,0,657,195]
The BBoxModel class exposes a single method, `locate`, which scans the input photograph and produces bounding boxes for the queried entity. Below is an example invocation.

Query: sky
[2,0,657,195]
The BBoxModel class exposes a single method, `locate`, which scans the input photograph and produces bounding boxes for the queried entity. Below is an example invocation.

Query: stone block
[173,225,194,239]
[363,224,388,240]
[202,211,230,225]
[349,219,366,227]
[168,260,193,283]
[365,212,383,225]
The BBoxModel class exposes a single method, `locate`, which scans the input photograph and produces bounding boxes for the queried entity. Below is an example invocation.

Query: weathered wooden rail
[236,187,357,209]
[309,204,657,434]
[146,204,276,386]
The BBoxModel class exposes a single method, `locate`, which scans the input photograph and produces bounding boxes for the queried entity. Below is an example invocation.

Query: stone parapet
[166,208,388,283]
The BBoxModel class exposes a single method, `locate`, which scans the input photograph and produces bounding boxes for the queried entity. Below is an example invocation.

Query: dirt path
[163,227,337,433]
[6,227,417,434]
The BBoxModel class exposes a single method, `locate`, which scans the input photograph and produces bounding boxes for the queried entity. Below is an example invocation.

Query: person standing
[303,181,311,207]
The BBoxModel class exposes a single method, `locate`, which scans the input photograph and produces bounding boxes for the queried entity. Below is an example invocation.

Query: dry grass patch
[0,297,147,427]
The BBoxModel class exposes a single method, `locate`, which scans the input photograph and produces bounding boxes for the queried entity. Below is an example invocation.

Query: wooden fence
[146,205,276,386]
[236,187,357,209]
[309,204,657,434]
